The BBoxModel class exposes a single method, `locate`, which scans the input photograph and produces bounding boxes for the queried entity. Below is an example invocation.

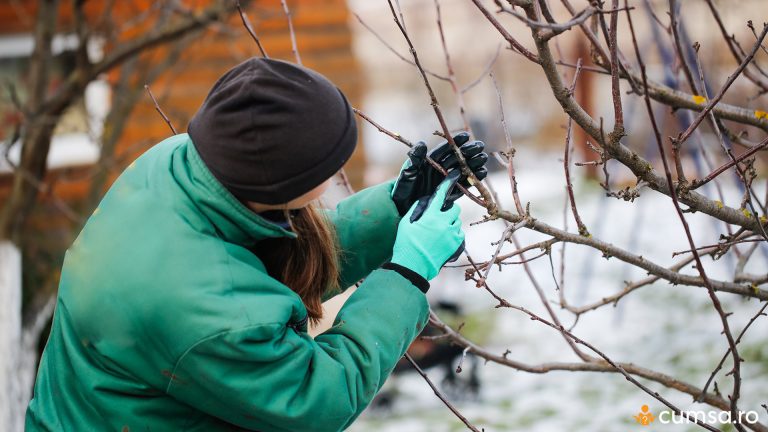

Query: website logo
[633,404,761,427]
[633,405,655,426]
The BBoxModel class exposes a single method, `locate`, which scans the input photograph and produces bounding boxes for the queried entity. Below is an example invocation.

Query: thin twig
[352,12,450,82]
[563,59,589,237]
[429,313,758,432]
[676,24,768,146]
[625,4,746,427]
[387,0,494,212]
[433,0,470,132]
[403,353,481,431]
[491,72,525,215]
[477,224,514,287]
[352,107,413,147]
[689,38,768,243]
[144,84,177,134]
[703,0,768,92]
[608,0,623,130]
[352,107,485,207]
[465,255,513,308]
[510,231,592,361]
[692,136,768,190]
[460,44,501,93]
[280,0,301,65]
[699,301,768,401]
[237,1,267,57]
[469,0,540,64]
[460,239,559,272]
[671,235,760,258]
[500,4,598,41]
[668,0,699,95]
[474,0,765,231]
[562,254,699,315]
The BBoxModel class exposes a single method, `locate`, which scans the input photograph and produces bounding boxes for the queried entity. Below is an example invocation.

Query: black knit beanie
[188,58,357,204]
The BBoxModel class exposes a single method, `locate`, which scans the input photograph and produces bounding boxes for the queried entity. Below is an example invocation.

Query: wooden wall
[0,0,364,294]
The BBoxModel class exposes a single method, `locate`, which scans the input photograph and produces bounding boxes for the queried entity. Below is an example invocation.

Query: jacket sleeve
[165,268,429,432]
[325,180,402,298]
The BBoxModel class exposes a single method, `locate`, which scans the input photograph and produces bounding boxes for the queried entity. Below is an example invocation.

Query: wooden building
[0,0,364,296]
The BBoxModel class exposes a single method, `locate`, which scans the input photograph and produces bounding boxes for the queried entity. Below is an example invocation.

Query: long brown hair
[255,203,340,325]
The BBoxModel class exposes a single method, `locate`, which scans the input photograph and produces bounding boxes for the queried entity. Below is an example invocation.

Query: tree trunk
[0,241,22,432]
[0,241,55,432]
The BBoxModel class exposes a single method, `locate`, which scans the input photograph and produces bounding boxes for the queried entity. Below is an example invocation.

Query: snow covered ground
[349,148,768,432]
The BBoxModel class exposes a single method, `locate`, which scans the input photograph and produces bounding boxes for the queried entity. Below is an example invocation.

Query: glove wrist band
[381,262,430,293]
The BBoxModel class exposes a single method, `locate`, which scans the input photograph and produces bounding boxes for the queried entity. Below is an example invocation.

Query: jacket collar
[172,134,297,245]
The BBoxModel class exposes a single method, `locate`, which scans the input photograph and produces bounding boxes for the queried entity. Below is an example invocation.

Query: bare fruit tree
[4,0,767,431]
[0,2,247,430]
[344,0,767,431]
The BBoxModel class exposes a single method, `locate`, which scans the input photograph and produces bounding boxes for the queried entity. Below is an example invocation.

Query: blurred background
[1,0,767,431]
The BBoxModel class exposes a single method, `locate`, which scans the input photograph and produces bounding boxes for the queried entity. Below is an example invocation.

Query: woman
[26,58,487,431]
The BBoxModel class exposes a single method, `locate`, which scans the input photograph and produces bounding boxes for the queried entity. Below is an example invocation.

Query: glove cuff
[381,262,430,293]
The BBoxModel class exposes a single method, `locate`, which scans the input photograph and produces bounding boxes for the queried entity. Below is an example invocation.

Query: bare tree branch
[144,84,177,135]
[1,0,245,241]
[280,0,301,65]
[403,353,481,432]
[625,4,745,426]
[429,313,767,432]
[237,0,268,57]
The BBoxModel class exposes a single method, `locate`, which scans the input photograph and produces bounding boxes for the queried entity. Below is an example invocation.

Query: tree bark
[0,242,22,432]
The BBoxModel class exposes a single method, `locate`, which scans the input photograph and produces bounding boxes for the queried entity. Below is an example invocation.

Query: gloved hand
[391,132,489,216]
[390,170,466,281]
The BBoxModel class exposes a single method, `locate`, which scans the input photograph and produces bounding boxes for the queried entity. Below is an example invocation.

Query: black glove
[391,132,489,216]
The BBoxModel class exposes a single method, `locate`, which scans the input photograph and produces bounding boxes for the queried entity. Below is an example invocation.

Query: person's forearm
[325,180,402,294]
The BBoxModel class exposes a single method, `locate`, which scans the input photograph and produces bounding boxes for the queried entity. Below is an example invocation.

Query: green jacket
[26,134,430,431]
